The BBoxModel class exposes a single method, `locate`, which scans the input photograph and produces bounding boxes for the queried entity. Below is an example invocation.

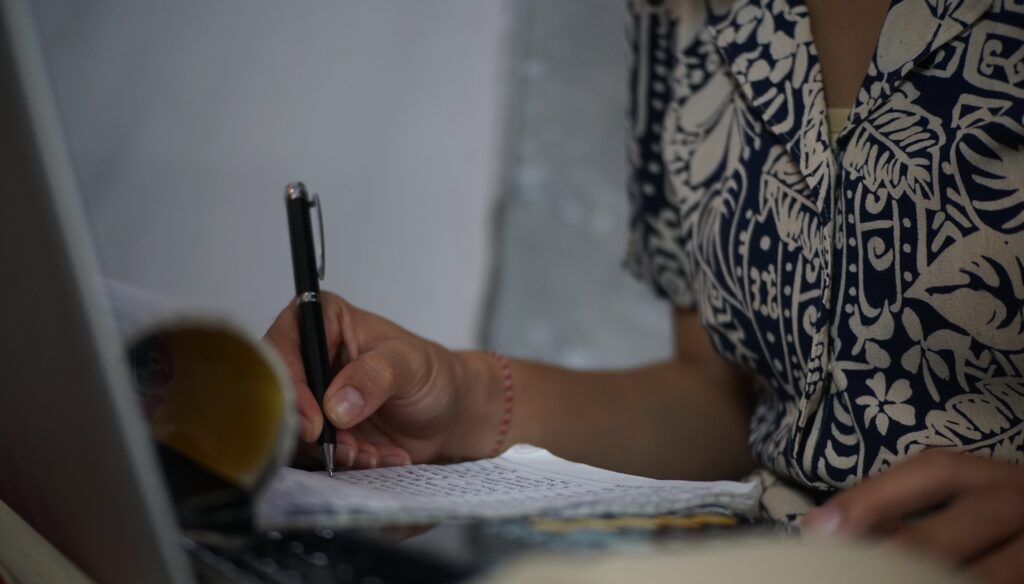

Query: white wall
[31,0,509,347]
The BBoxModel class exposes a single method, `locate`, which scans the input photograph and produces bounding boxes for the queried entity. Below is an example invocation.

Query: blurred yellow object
[129,320,295,492]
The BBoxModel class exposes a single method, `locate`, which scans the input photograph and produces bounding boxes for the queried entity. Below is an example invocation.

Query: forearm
[446,351,756,481]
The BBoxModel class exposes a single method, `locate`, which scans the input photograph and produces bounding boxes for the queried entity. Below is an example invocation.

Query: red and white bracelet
[487,350,514,457]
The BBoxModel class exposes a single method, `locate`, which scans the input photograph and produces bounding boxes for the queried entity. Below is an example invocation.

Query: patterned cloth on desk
[625,0,1024,492]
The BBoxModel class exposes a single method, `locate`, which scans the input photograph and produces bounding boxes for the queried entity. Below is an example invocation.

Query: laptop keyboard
[186,528,474,584]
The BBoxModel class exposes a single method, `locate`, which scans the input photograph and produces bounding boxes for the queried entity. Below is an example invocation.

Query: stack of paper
[256,445,761,529]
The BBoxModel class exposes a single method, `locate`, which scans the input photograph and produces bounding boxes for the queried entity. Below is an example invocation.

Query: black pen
[285,182,336,476]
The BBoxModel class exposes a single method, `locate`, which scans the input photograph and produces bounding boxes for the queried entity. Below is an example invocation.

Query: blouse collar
[703,0,992,209]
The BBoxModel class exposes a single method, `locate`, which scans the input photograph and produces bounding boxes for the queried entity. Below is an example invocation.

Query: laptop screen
[0,1,190,582]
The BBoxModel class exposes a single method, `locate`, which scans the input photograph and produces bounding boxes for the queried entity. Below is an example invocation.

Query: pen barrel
[285,192,320,294]
[285,182,336,459]
[297,299,336,446]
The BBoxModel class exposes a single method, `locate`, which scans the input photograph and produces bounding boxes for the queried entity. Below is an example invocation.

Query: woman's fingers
[352,422,412,467]
[348,442,411,469]
[265,296,347,441]
[375,444,412,467]
[970,532,1024,584]
[804,449,995,536]
[296,429,408,472]
[353,442,380,469]
[335,430,359,468]
[265,305,322,439]
[294,383,327,443]
[342,422,412,468]
[885,484,1024,564]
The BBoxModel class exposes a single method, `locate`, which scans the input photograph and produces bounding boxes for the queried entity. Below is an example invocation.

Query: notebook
[256,444,762,529]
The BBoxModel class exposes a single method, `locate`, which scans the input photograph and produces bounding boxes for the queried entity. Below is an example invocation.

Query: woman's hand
[264,291,492,470]
[803,449,1024,583]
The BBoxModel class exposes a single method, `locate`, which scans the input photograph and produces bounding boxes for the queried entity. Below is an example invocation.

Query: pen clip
[310,192,326,281]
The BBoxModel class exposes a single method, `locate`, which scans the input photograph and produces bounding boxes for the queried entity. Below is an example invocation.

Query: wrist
[441,350,506,460]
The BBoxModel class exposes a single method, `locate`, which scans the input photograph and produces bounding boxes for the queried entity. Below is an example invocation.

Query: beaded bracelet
[487,350,514,457]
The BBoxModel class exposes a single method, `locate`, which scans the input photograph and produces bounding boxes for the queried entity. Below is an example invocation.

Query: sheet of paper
[255,445,761,529]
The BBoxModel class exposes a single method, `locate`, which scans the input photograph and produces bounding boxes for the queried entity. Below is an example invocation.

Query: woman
[266,0,1024,580]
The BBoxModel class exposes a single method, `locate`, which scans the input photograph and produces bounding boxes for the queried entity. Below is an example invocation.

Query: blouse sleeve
[623,0,702,308]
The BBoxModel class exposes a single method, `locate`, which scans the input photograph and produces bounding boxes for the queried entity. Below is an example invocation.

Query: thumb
[322,348,404,429]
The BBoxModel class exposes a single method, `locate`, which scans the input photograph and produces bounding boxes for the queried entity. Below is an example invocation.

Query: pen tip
[321,443,336,477]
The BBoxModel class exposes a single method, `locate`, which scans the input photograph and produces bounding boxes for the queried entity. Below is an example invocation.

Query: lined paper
[256,445,761,529]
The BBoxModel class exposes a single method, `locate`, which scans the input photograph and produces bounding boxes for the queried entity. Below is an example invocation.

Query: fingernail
[326,386,365,428]
[382,455,408,467]
[803,507,843,536]
[355,452,378,469]
[336,444,356,467]
[299,417,315,442]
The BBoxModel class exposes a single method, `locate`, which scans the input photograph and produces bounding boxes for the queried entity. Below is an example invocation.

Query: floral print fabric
[625,0,1024,490]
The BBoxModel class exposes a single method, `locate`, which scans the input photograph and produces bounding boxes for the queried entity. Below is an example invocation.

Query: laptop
[0,1,473,581]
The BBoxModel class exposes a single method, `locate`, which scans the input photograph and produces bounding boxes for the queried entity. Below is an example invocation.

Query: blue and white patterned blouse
[625,0,1024,490]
